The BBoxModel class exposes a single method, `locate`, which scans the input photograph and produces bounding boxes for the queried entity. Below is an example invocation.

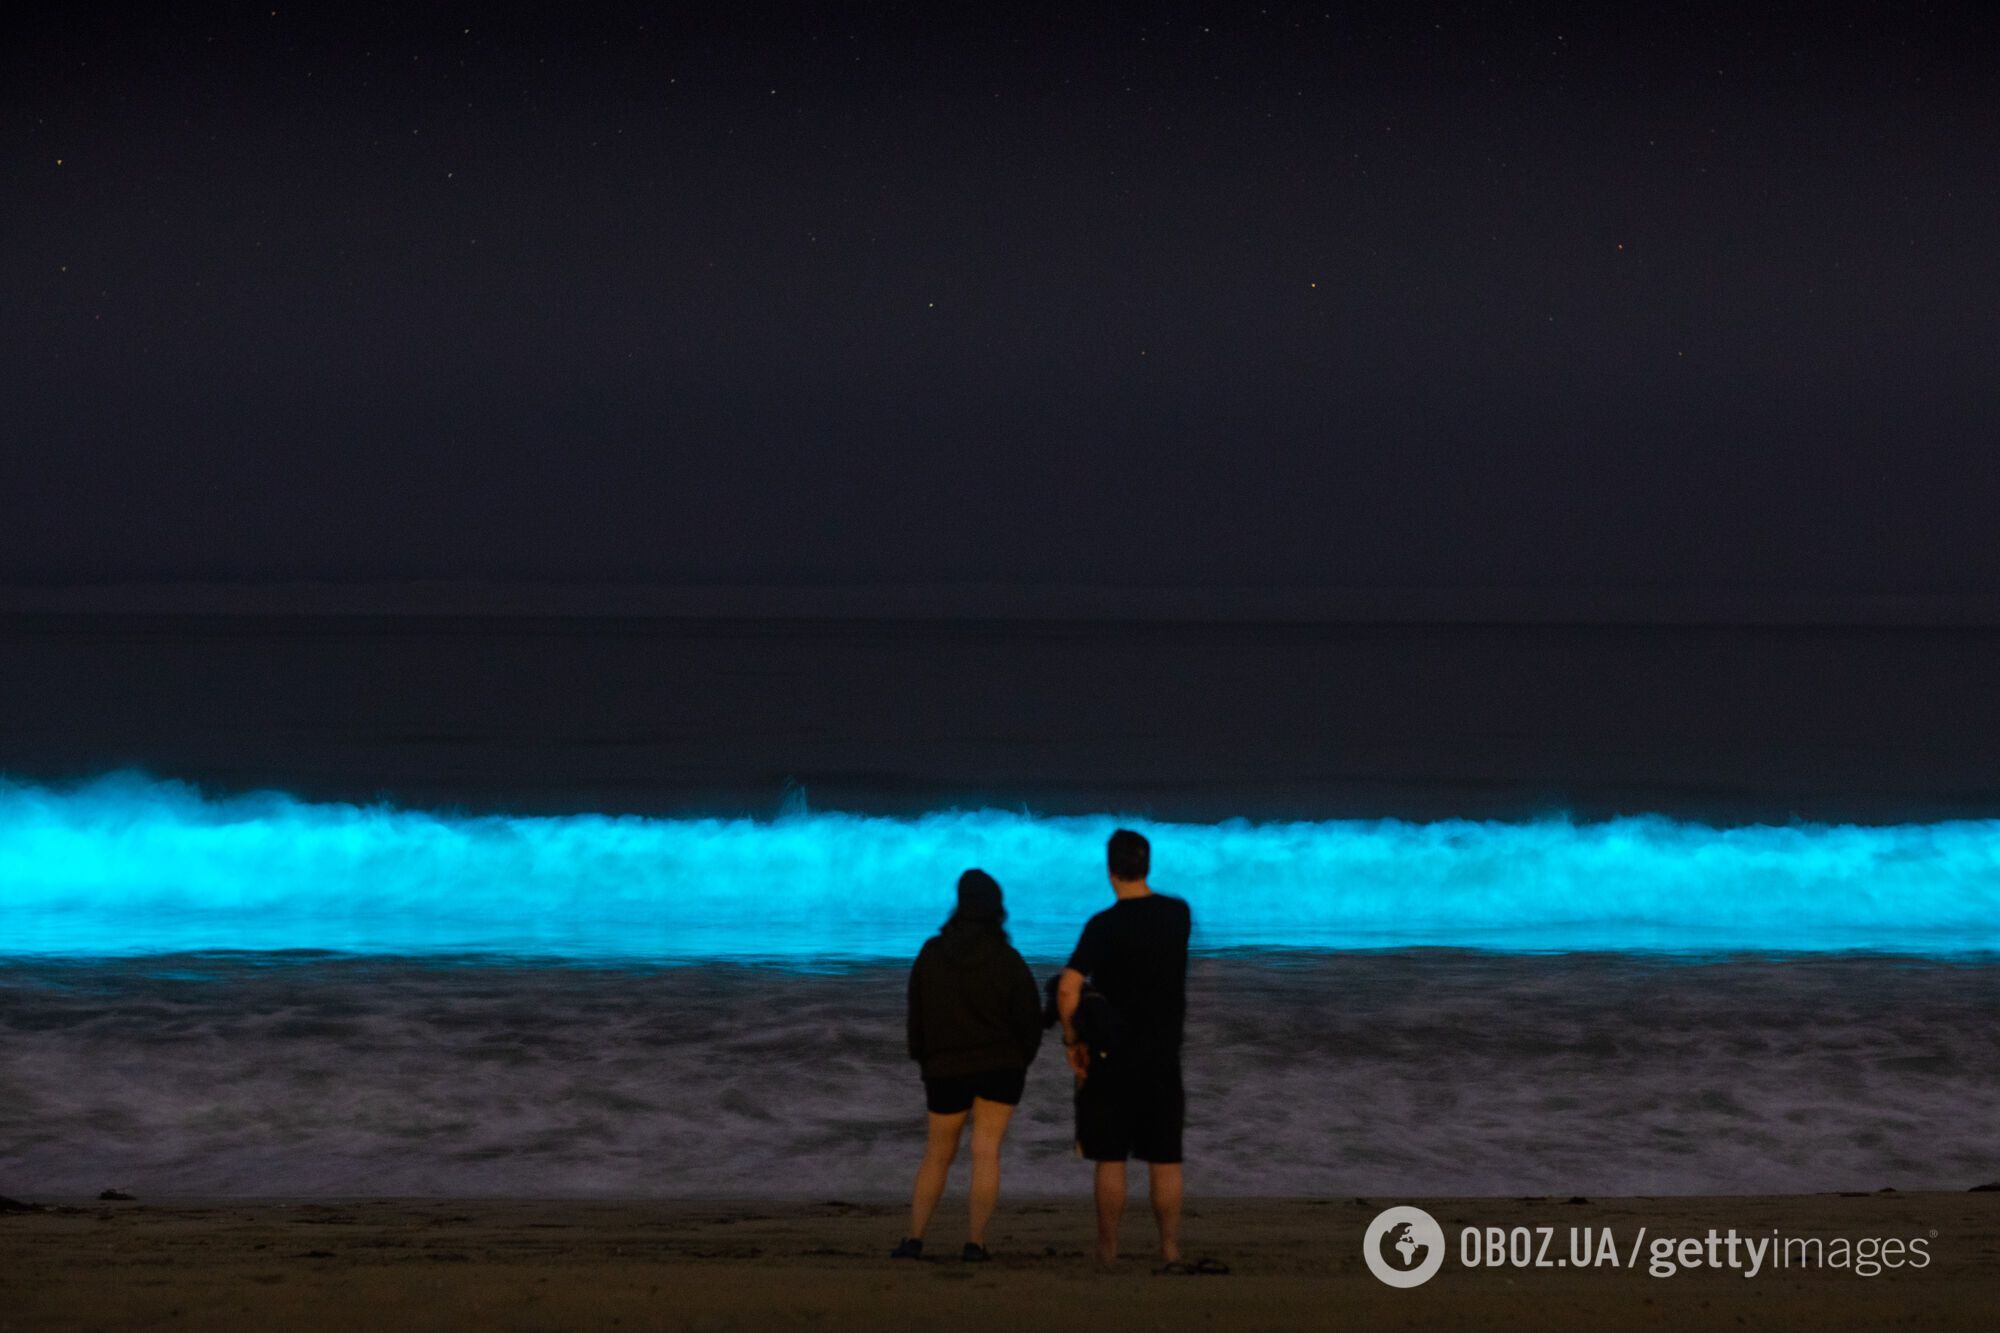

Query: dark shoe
[890,1237,924,1260]
[961,1242,992,1263]
[1154,1256,1231,1276]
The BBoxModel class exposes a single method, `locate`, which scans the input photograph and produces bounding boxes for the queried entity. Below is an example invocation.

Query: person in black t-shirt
[1056,829,1192,1266]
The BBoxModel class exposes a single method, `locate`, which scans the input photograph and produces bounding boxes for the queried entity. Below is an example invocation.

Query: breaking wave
[6,774,2000,958]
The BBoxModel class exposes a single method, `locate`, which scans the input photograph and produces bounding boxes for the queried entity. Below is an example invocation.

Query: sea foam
[5,774,2000,958]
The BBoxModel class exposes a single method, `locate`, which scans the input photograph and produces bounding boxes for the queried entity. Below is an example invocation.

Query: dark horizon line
[7,581,2000,628]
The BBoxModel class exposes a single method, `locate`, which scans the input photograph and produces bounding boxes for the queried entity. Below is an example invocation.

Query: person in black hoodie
[891,868,1043,1262]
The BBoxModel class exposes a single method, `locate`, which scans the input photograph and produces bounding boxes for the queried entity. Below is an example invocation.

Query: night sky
[6,4,1996,598]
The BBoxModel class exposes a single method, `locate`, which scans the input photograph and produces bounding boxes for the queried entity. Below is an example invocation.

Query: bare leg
[1093,1160,1127,1264]
[966,1097,1015,1246]
[908,1110,965,1241]
[1148,1163,1183,1263]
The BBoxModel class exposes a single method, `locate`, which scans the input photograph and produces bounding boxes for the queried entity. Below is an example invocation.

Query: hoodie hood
[936,917,1009,961]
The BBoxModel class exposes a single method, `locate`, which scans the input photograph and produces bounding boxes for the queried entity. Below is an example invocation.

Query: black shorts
[1075,1058,1184,1164]
[923,1067,1027,1115]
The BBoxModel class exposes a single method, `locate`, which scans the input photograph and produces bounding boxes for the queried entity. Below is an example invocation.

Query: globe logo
[1390,1223,1426,1267]
[1362,1205,1446,1288]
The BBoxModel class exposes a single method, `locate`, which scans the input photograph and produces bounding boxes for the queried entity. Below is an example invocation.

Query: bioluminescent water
[5,774,2000,959]
[9,773,2000,1199]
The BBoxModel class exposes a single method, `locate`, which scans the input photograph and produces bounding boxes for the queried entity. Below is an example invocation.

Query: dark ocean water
[3,952,1996,1199]
[3,615,2000,1197]
[4,614,2000,823]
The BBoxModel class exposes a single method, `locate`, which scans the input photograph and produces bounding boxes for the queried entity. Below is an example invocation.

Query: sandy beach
[4,1192,1996,1330]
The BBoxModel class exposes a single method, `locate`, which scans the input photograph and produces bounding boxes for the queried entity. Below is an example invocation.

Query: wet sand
[4,1192,1997,1330]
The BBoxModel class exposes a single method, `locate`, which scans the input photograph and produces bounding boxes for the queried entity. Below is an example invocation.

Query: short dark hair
[1107,829,1150,882]
[944,867,1008,936]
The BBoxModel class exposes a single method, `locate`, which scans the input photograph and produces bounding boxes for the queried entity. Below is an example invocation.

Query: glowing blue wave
[5,774,2000,959]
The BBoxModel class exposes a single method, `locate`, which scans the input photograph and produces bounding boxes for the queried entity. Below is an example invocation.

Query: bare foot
[1160,1243,1182,1264]
[1096,1242,1119,1266]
